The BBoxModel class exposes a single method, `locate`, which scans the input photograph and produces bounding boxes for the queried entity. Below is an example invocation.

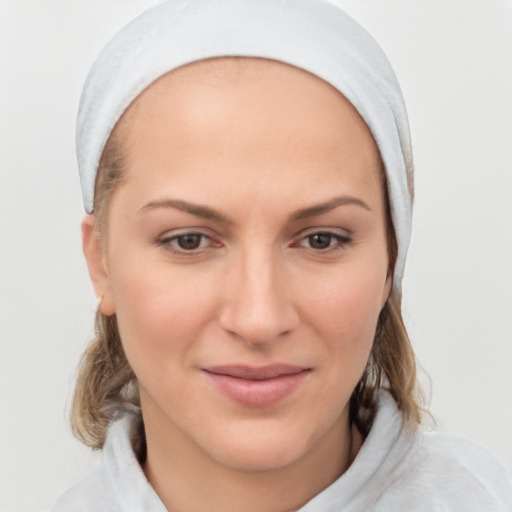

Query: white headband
[77,0,414,294]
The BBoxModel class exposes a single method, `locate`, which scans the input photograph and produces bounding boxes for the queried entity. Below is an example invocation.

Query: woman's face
[85,59,391,471]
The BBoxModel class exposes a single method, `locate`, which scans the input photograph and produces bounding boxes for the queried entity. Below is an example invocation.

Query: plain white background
[1,1,511,510]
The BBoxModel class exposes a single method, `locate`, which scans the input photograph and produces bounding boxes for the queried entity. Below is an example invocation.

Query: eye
[174,233,205,250]
[299,231,350,251]
[159,232,215,254]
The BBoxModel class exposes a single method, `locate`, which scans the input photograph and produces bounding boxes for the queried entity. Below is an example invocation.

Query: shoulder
[420,430,512,506]
[301,392,512,511]
[377,426,512,511]
[355,392,512,511]
[51,462,119,512]
[52,410,165,512]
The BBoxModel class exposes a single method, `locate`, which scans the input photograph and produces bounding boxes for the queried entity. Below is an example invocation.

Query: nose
[219,249,299,347]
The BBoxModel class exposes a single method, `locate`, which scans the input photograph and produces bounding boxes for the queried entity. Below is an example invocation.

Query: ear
[81,214,116,316]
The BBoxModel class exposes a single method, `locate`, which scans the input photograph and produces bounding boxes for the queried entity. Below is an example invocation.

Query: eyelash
[157,230,352,255]
[297,231,352,251]
[158,232,216,254]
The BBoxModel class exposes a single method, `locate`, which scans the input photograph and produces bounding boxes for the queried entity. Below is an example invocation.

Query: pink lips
[203,365,310,407]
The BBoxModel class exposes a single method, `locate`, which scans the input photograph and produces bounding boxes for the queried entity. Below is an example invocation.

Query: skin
[83,58,391,512]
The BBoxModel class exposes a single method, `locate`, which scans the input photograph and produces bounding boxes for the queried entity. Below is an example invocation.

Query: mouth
[203,365,311,407]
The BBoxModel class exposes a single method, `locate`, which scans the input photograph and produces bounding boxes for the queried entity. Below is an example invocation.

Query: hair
[71,63,425,449]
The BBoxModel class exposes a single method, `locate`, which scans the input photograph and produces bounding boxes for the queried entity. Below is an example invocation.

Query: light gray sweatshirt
[53,392,512,511]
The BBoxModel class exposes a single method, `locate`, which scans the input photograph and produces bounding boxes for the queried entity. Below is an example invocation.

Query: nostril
[219,301,299,346]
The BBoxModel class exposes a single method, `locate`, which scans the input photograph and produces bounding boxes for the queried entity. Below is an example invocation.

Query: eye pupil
[309,233,332,249]
[177,234,202,250]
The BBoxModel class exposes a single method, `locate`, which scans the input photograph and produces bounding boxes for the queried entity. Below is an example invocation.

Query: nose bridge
[220,243,298,345]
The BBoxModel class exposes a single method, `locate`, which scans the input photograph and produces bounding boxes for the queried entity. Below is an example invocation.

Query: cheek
[108,260,219,373]
[328,281,382,342]
[298,259,387,375]
[304,255,386,329]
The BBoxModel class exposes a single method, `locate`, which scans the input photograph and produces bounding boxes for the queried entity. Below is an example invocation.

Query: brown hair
[70,139,139,448]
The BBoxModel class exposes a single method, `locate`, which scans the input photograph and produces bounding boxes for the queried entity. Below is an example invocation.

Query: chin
[212,438,309,472]
[201,419,324,472]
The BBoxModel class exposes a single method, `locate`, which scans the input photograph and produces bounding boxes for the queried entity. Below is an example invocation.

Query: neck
[141,403,362,512]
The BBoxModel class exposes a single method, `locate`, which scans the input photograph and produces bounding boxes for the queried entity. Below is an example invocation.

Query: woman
[53,0,512,510]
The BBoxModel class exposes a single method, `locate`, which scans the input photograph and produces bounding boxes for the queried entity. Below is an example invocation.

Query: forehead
[117,56,379,161]
[105,61,383,230]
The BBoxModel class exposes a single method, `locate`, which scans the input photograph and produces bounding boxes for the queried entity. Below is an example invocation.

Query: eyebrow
[289,195,372,222]
[139,195,371,224]
[139,198,232,224]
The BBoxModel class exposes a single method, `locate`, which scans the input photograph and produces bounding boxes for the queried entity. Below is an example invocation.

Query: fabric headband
[76,0,414,295]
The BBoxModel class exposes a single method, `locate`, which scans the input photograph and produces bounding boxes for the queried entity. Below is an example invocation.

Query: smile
[203,365,311,407]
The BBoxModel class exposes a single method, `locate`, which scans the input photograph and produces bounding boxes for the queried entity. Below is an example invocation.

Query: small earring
[96,296,103,308]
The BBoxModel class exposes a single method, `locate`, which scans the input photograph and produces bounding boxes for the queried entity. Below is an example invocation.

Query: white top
[53,393,512,511]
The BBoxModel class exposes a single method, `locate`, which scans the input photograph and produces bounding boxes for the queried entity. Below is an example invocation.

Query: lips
[203,365,310,407]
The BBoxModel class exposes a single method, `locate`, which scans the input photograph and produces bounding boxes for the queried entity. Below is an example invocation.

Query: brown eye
[297,231,351,252]
[158,231,222,256]
[175,234,204,250]
[307,233,335,250]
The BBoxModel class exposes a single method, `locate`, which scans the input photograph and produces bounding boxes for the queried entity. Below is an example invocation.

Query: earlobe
[81,214,116,316]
